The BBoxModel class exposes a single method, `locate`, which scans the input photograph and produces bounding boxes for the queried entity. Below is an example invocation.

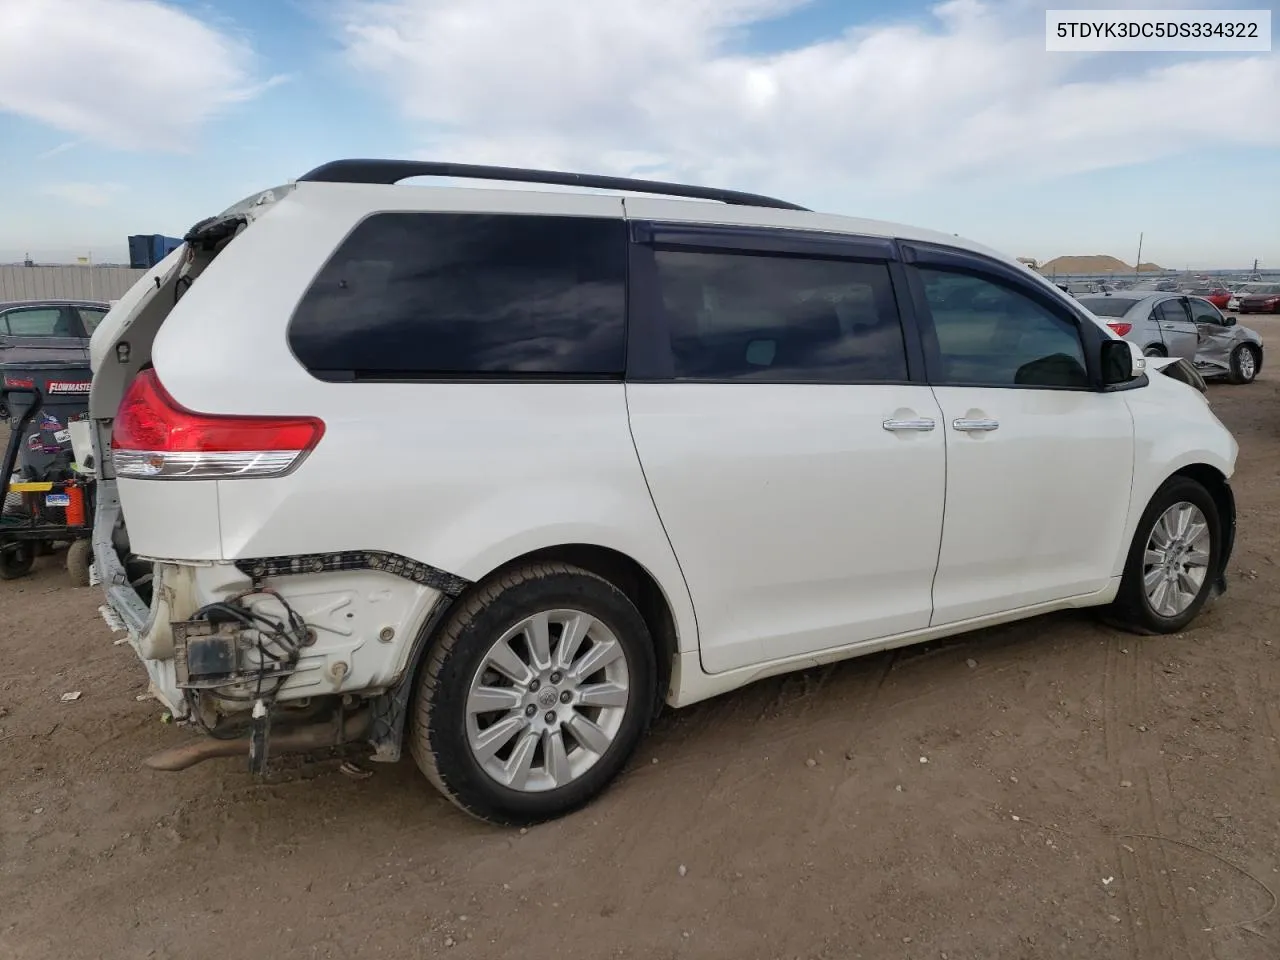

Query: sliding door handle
[882,418,936,432]
[952,418,999,432]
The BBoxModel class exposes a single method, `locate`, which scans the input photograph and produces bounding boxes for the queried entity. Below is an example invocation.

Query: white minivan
[89,160,1238,824]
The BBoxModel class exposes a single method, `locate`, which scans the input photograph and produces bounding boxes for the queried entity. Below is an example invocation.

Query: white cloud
[0,0,280,151]
[335,0,1280,196]
[35,141,80,160]
[41,182,125,207]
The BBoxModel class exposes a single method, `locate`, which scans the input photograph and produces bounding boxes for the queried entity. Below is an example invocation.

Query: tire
[1143,344,1166,358]
[66,538,92,587]
[0,543,36,580]
[1106,476,1220,635]
[1227,344,1259,384]
[409,562,656,825]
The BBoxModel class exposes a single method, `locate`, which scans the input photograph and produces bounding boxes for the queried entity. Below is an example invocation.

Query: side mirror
[1100,338,1144,386]
[1224,315,1236,327]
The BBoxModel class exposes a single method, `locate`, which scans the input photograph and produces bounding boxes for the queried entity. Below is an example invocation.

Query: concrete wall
[0,265,146,303]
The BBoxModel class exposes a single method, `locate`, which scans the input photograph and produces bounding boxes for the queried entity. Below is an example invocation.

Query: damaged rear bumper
[94,480,469,766]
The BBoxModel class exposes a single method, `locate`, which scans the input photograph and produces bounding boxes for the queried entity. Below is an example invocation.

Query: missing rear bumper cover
[173,619,299,690]
[234,550,471,597]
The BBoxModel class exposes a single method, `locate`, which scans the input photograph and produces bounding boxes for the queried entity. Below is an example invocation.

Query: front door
[623,218,946,674]
[906,257,1135,625]
[1186,296,1234,371]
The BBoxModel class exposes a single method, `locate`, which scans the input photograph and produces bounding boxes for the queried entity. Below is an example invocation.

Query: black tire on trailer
[409,562,656,826]
[66,538,92,587]
[0,543,36,580]
[1106,475,1221,635]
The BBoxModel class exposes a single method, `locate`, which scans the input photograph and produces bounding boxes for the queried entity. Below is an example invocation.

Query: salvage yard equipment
[1,362,96,584]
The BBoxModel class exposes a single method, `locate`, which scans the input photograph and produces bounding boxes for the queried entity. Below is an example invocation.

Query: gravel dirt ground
[2,318,1278,960]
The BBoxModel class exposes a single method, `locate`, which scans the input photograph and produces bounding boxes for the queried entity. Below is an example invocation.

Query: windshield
[1077,296,1138,318]
[1243,283,1280,295]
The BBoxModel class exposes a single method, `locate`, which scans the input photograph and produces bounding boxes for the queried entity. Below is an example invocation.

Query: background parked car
[1076,292,1199,361]
[0,299,108,417]
[1184,295,1264,384]
[1237,283,1280,315]
[1186,285,1232,309]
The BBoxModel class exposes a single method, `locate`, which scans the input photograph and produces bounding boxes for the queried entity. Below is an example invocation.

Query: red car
[1185,284,1233,308]
[1239,283,1280,315]
[1203,286,1233,309]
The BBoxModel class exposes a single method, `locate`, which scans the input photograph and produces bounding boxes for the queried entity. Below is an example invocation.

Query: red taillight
[1107,322,1133,337]
[111,369,324,480]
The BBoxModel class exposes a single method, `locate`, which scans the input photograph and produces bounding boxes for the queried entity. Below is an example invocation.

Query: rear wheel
[1107,476,1220,634]
[1143,344,1166,358]
[66,539,92,587]
[0,543,35,580]
[409,563,656,825]
[1228,344,1259,384]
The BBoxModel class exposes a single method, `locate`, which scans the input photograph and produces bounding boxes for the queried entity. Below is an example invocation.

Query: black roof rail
[296,159,809,212]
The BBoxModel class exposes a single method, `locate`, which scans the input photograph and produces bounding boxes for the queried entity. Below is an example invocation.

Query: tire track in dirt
[595,650,901,898]
[607,625,1073,881]
[1104,636,1213,960]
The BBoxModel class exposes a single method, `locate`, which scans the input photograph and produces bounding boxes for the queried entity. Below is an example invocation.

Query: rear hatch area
[89,186,295,653]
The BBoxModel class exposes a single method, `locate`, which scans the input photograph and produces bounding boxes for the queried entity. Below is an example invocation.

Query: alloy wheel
[1142,501,1211,617]
[465,609,630,793]
[1237,347,1256,381]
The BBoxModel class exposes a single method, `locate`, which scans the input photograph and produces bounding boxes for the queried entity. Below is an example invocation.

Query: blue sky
[0,0,1276,269]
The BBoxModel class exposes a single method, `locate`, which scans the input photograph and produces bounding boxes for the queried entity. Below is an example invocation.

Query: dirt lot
[3,320,1278,960]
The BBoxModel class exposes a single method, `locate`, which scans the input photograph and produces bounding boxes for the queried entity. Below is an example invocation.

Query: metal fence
[0,265,146,303]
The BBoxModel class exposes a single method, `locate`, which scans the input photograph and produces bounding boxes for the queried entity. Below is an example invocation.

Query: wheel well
[1145,343,1166,356]
[1171,464,1235,576]
[490,544,678,720]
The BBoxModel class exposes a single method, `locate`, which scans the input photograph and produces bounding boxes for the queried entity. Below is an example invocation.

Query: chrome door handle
[882,418,936,432]
[953,418,999,432]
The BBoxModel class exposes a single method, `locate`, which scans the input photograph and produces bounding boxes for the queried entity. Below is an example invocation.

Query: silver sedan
[1077,292,1264,384]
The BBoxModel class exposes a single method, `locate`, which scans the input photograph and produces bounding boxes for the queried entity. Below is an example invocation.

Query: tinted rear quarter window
[289,213,628,379]
[651,250,908,382]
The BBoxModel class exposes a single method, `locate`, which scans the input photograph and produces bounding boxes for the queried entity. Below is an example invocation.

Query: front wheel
[0,543,36,580]
[1106,476,1220,634]
[409,563,656,825]
[1228,344,1259,384]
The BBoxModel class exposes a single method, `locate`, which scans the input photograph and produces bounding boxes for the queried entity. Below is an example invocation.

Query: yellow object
[8,481,53,492]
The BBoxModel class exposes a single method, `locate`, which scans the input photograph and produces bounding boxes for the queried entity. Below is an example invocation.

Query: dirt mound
[1040,254,1164,275]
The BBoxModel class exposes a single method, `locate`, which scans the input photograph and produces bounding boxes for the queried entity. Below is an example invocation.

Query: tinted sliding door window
[918,269,1088,388]
[650,250,908,382]
[289,213,628,379]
